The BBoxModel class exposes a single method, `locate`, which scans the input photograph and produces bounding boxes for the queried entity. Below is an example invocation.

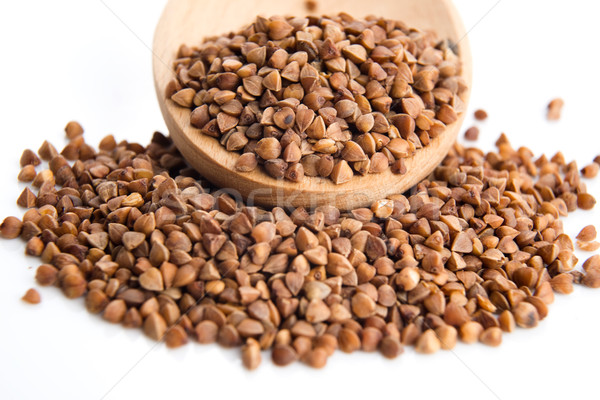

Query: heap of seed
[167,14,467,184]
[2,121,600,370]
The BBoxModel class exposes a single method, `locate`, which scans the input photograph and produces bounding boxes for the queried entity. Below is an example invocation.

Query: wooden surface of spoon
[153,0,472,210]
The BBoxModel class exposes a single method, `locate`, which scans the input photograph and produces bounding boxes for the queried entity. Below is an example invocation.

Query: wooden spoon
[153,0,471,210]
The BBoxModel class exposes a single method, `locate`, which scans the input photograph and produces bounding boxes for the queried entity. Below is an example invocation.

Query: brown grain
[460,321,483,344]
[103,300,127,323]
[304,0,317,11]
[583,255,600,272]
[474,109,488,121]
[479,327,502,347]
[35,264,58,286]
[578,241,600,252]
[165,325,189,348]
[18,165,36,182]
[581,163,599,179]
[144,312,168,340]
[547,98,564,121]
[20,149,41,168]
[196,320,219,344]
[65,121,84,139]
[22,288,41,304]
[513,302,539,329]
[1,217,23,239]
[415,329,441,354]
[577,193,596,210]
[379,336,404,359]
[272,344,297,366]
[582,270,600,288]
[464,126,479,141]
[435,325,458,350]
[577,225,597,242]
[242,338,262,370]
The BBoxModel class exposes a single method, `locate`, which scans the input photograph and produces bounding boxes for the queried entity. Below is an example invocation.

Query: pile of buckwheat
[167,15,467,184]
[3,117,599,369]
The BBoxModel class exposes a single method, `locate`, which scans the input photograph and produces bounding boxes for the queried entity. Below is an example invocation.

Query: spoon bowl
[153,0,471,210]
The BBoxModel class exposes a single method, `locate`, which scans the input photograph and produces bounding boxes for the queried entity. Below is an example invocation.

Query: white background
[1,1,599,399]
